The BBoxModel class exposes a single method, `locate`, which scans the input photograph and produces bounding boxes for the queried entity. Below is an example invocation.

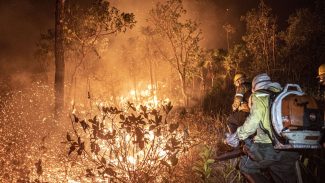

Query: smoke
[0,0,313,90]
[0,0,54,86]
[110,0,258,49]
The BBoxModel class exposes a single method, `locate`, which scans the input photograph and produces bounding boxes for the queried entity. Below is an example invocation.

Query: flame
[68,180,80,183]
[127,156,137,165]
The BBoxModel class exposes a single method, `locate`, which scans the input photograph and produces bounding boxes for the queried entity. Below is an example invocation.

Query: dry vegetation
[0,82,242,183]
[1,0,324,182]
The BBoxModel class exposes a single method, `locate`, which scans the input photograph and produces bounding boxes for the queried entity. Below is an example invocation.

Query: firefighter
[227,73,251,133]
[225,73,299,183]
[318,64,325,149]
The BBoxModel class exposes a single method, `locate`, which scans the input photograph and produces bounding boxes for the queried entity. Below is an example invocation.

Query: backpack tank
[271,84,324,149]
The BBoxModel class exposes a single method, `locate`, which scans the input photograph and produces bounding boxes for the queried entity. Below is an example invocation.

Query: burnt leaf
[135,127,144,140]
[163,102,173,114]
[160,160,171,169]
[119,114,125,121]
[91,142,100,155]
[104,167,116,176]
[102,106,108,113]
[138,120,146,125]
[101,157,106,165]
[128,101,136,111]
[169,123,179,133]
[169,154,178,166]
[73,114,79,123]
[77,142,85,155]
[90,115,97,124]
[149,125,156,131]
[35,159,43,176]
[80,120,89,132]
[128,113,137,122]
[171,137,181,148]
[97,165,104,169]
[155,115,162,125]
[68,145,76,155]
[164,144,173,151]
[66,132,72,141]
[140,105,147,113]
[86,169,95,177]
[151,109,158,116]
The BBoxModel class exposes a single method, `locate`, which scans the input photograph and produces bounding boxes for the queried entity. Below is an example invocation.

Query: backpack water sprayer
[271,84,324,149]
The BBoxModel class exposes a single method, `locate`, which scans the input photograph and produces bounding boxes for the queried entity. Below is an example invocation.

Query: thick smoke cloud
[0,0,313,87]
[0,0,54,85]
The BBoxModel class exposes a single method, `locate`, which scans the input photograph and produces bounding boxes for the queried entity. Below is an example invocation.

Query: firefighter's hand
[224,133,239,148]
[232,97,241,111]
[232,103,238,111]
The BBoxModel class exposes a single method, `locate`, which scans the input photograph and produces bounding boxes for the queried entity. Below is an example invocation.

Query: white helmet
[252,73,271,92]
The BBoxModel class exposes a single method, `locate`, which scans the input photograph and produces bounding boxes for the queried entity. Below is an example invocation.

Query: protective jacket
[236,91,272,143]
[236,84,282,143]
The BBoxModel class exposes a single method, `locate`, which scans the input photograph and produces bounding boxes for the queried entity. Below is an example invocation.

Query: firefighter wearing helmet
[318,64,325,149]
[225,73,299,182]
[226,73,252,134]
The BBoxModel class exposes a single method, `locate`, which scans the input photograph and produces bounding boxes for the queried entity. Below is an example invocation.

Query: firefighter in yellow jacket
[226,73,299,183]
[227,73,251,133]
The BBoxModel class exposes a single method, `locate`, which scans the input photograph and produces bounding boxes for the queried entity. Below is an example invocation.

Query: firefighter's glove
[224,132,239,148]
[232,103,239,111]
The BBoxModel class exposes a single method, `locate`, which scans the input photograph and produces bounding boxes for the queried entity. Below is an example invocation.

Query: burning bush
[65,101,192,182]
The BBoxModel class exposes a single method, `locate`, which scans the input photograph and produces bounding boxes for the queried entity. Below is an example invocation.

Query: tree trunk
[54,0,65,118]
[179,73,188,106]
[148,58,154,96]
[226,31,230,51]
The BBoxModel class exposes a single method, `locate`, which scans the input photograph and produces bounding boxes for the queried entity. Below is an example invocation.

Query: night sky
[0,0,314,82]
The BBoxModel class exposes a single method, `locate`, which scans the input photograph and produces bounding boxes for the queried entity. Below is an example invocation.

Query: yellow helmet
[318,64,325,76]
[233,73,246,83]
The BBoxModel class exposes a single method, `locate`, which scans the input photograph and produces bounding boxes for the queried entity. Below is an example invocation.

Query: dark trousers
[240,143,299,183]
[227,111,249,133]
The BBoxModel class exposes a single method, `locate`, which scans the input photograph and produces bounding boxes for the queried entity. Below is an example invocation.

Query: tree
[54,0,65,118]
[37,0,135,109]
[241,0,277,75]
[222,24,235,51]
[141,26,159,97]
[223,44,251,77]
[279,7,324,91]
[63,0,135,104]
[149,0,202,106]
[201,49,227,89]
